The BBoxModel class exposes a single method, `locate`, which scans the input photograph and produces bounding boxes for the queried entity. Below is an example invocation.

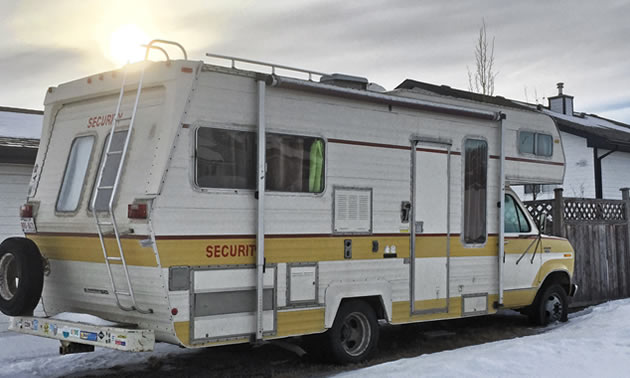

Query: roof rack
[205,53,327,81]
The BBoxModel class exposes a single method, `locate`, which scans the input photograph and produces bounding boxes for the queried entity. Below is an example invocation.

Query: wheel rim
[544,293,563,323]
[0,253,19,301]
[339,311,371,357]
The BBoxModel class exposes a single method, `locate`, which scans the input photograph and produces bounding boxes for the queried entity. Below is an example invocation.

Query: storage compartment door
[191,267,275,342]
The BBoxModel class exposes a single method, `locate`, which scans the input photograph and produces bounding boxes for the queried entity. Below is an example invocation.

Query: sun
[108,24,149,66]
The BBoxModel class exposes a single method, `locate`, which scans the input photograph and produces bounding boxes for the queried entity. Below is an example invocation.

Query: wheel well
[540,270,570,295]
[339,296,386,320]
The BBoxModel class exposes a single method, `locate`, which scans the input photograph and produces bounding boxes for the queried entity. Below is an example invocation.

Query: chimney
[548,82,574,115]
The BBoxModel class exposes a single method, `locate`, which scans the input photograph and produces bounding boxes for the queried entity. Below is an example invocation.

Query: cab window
[505,194,531,233]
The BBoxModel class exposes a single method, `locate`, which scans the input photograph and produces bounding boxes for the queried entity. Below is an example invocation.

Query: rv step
[98,221,113,226]
[98,185,114,190]
[9,315,155,352]
[107,150,123,155]
[106,256,122,261]
[115,290,131,296]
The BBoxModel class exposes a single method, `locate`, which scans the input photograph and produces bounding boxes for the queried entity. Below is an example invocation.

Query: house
[0,106,42,331]
[0,106,42,243]
[395,80,630,200]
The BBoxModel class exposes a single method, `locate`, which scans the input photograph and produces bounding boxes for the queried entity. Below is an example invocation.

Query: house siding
[600,149,630,199]
[514,131,595,201]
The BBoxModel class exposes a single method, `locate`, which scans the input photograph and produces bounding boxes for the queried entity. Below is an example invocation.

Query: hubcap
[0,253,19,301]
[544,293,563,323]
[339,311,371,357]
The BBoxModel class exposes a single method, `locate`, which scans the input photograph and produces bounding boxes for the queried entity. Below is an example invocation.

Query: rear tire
[0,238,44,316]
[326,300,379,364]
[532,284,568,326]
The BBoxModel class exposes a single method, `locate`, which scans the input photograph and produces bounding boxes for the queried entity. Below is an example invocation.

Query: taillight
[20,204,33,218]
[128,203,148,219]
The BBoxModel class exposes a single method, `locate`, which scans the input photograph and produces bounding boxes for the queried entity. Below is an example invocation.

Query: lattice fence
[563,199,626,222]
[524,200,554,222]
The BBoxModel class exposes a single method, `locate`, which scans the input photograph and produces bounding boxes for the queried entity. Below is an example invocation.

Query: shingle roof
[396,79,630,152]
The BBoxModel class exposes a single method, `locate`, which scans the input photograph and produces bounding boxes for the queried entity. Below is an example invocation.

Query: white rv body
[6,54,575,354]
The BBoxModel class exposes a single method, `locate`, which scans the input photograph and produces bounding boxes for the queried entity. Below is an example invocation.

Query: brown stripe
[505,156,564,166]
[328,138,410,150]
[28,231,148,240]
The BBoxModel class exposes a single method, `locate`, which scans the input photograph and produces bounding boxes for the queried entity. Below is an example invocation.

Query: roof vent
[320,73,368,90]
[557,82,564,95]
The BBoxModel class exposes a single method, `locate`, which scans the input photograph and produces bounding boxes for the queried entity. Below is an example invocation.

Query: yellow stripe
[503,288,537,308]
[27,234,573,268]
[275,308,325,338]
[28,234,157,267]
[173,308,325,346]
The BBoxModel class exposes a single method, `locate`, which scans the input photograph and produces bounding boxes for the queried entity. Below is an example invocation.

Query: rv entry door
[410,138,451,315]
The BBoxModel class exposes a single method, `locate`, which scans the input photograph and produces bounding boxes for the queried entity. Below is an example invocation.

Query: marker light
[20,204,33,218]
[128,203,148,219]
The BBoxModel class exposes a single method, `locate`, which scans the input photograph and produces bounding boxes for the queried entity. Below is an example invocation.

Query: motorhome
[0,41,576,363]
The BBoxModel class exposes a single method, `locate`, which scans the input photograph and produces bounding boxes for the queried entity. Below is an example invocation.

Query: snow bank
[337,298,630,378]
[1,299,629,377]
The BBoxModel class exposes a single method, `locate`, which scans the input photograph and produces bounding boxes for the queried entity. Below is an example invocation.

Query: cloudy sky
[1,0,629,123]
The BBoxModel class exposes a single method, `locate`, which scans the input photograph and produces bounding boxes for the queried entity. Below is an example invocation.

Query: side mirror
[537,213,547,234]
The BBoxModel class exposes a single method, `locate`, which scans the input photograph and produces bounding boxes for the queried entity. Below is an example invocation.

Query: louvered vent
[334,188,372,233]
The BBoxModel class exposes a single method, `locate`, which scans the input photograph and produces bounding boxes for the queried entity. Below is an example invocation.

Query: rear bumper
[8,315,155,352]
[568,284,579,297]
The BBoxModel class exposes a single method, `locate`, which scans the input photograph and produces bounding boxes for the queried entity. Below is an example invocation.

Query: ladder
[91,64,152,314]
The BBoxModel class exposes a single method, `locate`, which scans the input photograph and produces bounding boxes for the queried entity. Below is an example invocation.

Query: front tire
[326,300,379,364]
[0,238,44,316]
[532,284,568,326]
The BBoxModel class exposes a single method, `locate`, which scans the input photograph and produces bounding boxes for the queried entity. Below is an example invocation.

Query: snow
[338,299,630,378]
[1,299,630,377]
[0,109,43,139]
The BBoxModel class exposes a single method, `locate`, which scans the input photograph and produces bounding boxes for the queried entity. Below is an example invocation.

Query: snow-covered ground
[339,299,630,378]
[1,299,629,377]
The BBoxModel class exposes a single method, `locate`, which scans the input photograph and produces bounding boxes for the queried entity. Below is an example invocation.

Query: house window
[524,184,556,195]
[518,131,553,157]
[91,131,127,211]
[56,135,95,212]
[195,128,325,193]
[504,194,531,233]
[463,139,488,244]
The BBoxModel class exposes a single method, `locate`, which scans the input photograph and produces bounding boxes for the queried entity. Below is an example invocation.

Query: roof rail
[205,53,326,81]
[143,40,188,61]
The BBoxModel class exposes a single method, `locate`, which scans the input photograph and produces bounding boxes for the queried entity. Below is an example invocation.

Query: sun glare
[109,24,149,66]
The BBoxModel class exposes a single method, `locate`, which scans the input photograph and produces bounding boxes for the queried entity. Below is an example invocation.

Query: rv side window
[196,128,257,189]
[90,131,127,211]
[536,134,553,156]
[266,134,325,193]
[463,139,488,244]
[196,128,325,193]
[518,131,553,157]
[504,194,531,233]
[56,135,95,212]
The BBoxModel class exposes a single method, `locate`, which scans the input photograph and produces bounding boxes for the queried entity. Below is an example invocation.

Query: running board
[9,315,155,353]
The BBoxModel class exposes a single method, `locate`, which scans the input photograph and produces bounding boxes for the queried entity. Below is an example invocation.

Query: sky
[0,0,629,123]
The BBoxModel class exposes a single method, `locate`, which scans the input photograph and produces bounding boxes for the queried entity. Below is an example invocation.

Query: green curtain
[308,139,324,192]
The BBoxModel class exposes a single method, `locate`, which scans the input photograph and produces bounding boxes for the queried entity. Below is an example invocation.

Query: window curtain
[464,139,487,244]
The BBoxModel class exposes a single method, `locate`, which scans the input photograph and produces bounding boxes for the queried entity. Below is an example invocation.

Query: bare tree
[467,19,497,96]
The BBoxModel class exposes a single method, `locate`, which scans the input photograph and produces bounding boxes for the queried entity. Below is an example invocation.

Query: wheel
[532,284,568,326]
[326,300,379,364]
[0,238,44,316]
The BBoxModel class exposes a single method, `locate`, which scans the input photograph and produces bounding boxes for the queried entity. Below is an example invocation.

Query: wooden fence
[524,188,630,306]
